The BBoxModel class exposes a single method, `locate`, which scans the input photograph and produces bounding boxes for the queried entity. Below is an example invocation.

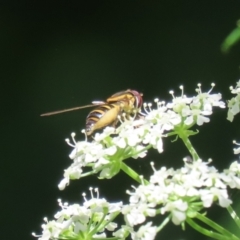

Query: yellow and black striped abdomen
[85,103,121,136]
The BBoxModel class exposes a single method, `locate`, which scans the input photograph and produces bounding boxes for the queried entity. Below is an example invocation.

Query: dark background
[2,1,240,239]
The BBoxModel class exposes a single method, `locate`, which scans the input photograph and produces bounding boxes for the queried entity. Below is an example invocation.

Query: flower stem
[157,214,171,232]
[121,162,149,184]
[178,131,199,161]
[226,205,240,228]
[196,212,239,238]
[186,212,240,240]
[186,218,237,240]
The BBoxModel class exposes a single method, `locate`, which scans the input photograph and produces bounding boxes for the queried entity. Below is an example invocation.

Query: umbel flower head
[59,84,225,190]
[32,188,123,240]
[122,158,240,227]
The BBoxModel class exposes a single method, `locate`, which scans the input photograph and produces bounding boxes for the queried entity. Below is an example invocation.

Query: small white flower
[230,80,240,94]
[200,189,214,207]
[94,126,116,141]
[58,177,70,191]
[233,147,240,155]
[171,210,187,225]
[194,83,225,109]
[227,81,240,121]
[229,160,240,173]
[161,199,188,225]
[167,87,193,112]
[227,97,240,121]
[113,225,132,239]
[113,137,126,148]
[233,140,240,154]
[122,203,150,226]
[132,145,147,159]
[131,222,157,240]
[105,146,117,155]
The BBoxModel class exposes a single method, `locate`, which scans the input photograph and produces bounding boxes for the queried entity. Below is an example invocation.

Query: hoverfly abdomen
[85,103,121,136]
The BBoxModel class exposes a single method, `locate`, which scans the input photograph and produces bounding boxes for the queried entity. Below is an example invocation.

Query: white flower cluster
[123,159,240,227]
[59,125,149,190]
[59,84,225,190]
[227,80,240,121]
[147,84,225,128]
[32,188,123,240]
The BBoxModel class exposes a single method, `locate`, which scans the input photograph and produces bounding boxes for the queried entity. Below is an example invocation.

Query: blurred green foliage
[222,20,240,53]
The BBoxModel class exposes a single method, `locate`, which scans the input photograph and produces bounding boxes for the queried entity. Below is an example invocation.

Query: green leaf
[221,26,240,53]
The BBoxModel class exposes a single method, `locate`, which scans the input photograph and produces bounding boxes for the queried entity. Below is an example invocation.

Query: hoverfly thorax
[106,89,143,113]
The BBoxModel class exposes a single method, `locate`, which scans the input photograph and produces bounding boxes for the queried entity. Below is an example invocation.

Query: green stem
[188,212,240,240]
[97,211,120,233]
[125,144,152,159]
[80,169,102,178]
[196,212,239,239]
[157,214,171,232]
[92,237,118,240]
[186,218,231,240]
[226,205,240,229]
[178,131,199,161]
[121,162,149,184]
[90,212,107,235]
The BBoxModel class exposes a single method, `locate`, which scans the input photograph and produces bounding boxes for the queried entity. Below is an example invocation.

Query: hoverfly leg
[112,119,119,134]
[87,135,94,142]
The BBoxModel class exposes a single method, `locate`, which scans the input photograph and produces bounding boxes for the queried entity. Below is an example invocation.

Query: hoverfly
[41,89,143,136]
